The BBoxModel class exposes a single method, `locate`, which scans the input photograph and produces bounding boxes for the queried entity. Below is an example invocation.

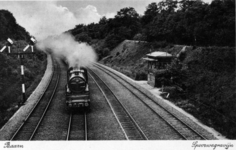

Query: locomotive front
[66,67,90,109]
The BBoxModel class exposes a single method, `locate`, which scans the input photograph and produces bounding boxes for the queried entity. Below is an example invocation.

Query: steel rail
[88,69,148,140]
[66,112,88,140]
[10,58,60,140]
[84,112,88,141]
[29,65,60,140]
[94,63,207,140]
[66,113,72,140]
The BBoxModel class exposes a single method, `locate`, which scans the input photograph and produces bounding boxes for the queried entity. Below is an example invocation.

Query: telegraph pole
[1,37,36,105]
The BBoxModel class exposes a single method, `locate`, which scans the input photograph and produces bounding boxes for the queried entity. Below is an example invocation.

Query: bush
[102,48,110,57]
[153,69,172,87]
[75,32,92,43]
[105,34,124,49]
[0,41,47,129]
[152,41,168,48]
[135,70,147,80]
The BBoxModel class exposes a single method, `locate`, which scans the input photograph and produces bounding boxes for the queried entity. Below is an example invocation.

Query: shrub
[152,41,168,48]
[135,70,147,80]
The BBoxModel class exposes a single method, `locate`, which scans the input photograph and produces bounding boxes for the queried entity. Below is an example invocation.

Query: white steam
[0,1,103,40]
[36,33,97,68]
[0,1,99,68]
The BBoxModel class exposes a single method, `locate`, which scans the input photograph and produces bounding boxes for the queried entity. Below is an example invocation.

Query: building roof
[142,57,158,61]
[146,51,172,57]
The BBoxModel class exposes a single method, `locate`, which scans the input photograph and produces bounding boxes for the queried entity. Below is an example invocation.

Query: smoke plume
[0,1,99,68]
[36,33,97,68]
[0,1,103,40]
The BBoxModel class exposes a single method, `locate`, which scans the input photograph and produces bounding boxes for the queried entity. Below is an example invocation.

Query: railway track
[88,69,148,140]
[10,58,60,141]
[66,112,88,140]
[92,63,208,140]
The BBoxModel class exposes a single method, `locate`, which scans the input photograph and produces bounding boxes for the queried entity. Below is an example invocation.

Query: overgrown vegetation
[0,0,234,139]
[0,40,47,128]
[67,0,235,59]
[0,10,47,128]
[162,47,236,139]
[67,0,235,138]
[0,10,30,41]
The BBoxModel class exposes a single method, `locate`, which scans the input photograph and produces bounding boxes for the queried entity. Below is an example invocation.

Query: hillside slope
[101,40,149,79]
[0,10,30,41]
[101,40,236,139]
[101,40,187,79]
[0,10,47,128]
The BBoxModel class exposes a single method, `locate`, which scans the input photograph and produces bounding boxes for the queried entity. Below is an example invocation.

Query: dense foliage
[0,10,30,41]
[163,47,236,138]
[67,0,235,59]
[0,10,46,128]
[0,40,47,128]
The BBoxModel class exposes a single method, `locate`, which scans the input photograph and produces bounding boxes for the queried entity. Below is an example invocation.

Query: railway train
[65,67,90,110]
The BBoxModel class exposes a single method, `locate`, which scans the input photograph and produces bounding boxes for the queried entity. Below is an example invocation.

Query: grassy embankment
[0,40,47,128]
[100,40,236,139]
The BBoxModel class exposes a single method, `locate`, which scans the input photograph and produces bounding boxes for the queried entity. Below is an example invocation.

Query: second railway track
[88,68,148,140]
[8,58,214,140]
[91,63,210,140]
[10,58,61,141]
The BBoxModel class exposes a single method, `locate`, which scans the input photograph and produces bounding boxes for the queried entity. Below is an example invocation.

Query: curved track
[88,68,148,140]
[92,63,208,140]
[10,58,60,141]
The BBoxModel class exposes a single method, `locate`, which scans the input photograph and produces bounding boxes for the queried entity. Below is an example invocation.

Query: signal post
[1,37,36,105]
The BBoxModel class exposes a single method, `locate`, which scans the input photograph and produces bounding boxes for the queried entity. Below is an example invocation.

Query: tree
[133,33,147,41]
[98,17,109,39]
[102,48,110,57]
[142,2,159,25]
[105,34,124,49]
[114,7,141,35]
[158,0,178,14]
[115,7,139,19]
[75,32,91,43]
[0,10,30,41]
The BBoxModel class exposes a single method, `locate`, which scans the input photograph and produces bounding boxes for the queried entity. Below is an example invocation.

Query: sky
[0,0,213,40]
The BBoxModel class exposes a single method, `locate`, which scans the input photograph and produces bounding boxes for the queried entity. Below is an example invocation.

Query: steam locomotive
[65,67,90,110]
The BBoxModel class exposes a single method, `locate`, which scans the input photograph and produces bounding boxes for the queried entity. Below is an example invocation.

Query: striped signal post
[18,37,36,104]
[20,54,26,103]
[1,37,36,105]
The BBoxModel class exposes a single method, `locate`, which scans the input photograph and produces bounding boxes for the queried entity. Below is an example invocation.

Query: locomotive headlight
[85,102,89,106]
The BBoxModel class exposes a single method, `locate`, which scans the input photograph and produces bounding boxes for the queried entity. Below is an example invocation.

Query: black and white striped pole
[1,37,36,105]
[19,37,36,104]
[20,55,26,103]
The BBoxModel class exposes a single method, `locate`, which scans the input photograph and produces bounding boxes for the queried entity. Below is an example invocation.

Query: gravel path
[0,54,53,140]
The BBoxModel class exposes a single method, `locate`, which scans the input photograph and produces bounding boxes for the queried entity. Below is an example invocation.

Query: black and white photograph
[0,0,235,149]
